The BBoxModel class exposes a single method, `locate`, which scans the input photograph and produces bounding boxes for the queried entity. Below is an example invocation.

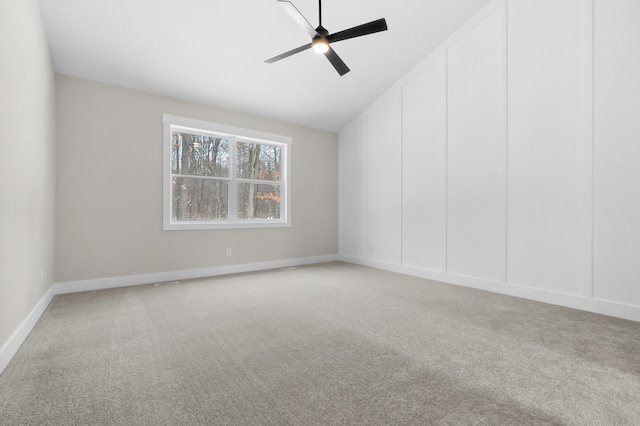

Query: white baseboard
[339,255,640,323]
[0,286,56,376]
[0,254,339,376]
[53,254,340,295]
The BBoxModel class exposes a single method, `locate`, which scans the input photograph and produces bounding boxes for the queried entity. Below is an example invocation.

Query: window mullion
[228,137,238,222]
[170,174,230,182]
[235,179,283,184]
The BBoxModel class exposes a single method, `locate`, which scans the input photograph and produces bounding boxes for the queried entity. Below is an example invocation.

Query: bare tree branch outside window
[170,131,282,222]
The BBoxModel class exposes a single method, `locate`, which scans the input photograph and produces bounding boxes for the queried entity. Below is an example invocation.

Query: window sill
[163,220,291,231]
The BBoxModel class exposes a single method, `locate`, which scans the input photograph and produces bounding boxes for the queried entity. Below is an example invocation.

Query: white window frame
[163,114,292,230]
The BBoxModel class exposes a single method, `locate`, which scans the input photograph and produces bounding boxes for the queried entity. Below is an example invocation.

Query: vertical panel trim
[365,116,370,259]
[497,2,509,283]
[399,90,404,265]
[443,51,449,274]
[581,0,595,298]
[444,51,450,274]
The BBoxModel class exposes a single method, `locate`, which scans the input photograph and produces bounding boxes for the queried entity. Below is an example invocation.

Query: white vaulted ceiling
[39,0,492,132]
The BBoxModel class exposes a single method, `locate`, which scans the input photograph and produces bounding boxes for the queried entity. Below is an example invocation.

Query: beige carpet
[0,262,639,425]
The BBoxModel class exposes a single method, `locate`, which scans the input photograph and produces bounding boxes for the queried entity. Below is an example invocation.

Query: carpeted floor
[1,262,639,425]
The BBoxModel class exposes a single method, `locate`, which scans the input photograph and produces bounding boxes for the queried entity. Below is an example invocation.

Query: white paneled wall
[446,4,507,282]
[593,0,640,307]
[506,0,584,295]
[367,92,403,264]
[338,118,368,259]
[338,0,640,321]
[401,54,447,271]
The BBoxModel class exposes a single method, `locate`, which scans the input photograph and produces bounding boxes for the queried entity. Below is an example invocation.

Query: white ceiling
[40,0,491,133]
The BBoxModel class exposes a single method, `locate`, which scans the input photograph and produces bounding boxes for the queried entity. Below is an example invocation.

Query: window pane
[237,183,281,220]
[172,131,229,177]
[236,142,281,181]
[172,177,228,221]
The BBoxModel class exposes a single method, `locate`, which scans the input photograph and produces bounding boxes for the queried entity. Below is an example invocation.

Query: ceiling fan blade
[324,46,350,76]
[265,43,313,63]
[278,0,318,38]
[326,18,388,44]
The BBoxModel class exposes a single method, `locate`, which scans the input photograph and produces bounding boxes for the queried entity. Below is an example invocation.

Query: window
[163,114,291,230]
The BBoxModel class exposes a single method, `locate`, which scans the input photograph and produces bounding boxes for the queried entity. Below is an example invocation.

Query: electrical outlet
[226,248,232,256]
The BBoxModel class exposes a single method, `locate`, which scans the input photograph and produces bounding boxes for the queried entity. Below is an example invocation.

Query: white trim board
[53,254,339,294]
[0,254,339,375]
[0,286,56,376]
[339,255,640,323]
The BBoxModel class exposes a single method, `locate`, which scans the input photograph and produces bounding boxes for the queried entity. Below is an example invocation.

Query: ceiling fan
[265,0,388,76]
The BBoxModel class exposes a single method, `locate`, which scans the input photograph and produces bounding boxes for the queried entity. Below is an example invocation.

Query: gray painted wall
[0,0,56,350]
[55,75,338,283]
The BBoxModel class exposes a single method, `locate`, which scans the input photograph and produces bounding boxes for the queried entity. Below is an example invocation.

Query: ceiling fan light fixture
[312,38,330,54]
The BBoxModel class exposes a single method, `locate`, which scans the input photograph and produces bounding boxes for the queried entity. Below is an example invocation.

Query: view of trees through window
[236,142,281,220]
[171,130,282,222]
